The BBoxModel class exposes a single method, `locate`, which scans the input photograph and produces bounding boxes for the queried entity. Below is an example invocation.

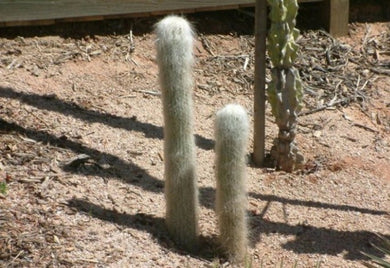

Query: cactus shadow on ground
[249,207,390,261]
[1,115,388,262]
[67,196,390,262]
[0,116,166,193]
[0,86,214,151]
[67,198,219,259]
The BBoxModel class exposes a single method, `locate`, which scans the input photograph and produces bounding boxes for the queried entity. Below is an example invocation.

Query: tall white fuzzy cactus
[155,15,199,250]
[215,104,249,262]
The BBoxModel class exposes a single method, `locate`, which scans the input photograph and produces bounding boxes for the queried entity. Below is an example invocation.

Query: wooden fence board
[0,0,324,25]
[0,0,348,36]
[0,0,254,25]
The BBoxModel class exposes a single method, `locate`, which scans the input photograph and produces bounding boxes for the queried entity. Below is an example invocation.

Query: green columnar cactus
[267,0,304,172]
[215,104,249,262]
[155,15,199,251]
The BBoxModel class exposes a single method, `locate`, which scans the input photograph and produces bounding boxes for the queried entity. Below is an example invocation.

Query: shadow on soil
[250,208,390,261]
[67,197,389,262]
[0,87,214,150]
[67,198,218,261]
[0,117,388,262]
[0,116,164,192]
[250,193,388,216]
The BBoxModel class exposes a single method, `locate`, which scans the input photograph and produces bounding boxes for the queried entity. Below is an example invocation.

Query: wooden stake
[253,0,267,166]
[322,0,349,37]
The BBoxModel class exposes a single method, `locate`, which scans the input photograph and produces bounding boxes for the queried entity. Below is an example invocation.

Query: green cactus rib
[267,0,304,171]
[267,0,300,68]
[269,67,303,129]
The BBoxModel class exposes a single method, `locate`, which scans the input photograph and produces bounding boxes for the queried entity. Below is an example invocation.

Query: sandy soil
[0,11,389,268]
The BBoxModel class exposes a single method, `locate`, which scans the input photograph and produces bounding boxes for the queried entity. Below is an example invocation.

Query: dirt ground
[0,10,389,268]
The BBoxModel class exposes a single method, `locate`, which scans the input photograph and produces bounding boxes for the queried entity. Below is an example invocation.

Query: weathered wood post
[253,0,267,166]
[322,0,350,37]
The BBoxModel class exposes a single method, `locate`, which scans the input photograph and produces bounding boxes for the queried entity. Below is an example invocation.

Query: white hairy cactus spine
[215,104,249,262]
[155,15,199,250]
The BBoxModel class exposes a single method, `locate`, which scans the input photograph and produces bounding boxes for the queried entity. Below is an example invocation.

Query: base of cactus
[270,138,304,172]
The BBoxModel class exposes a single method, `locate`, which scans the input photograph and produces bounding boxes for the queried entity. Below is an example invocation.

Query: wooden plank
[299,0,323,2]
[0,0,349,38]
[3,19,56,27]
[194,4,242,13]
[0,0,325,27]
[322,0,349,36]
[0,0,255,23]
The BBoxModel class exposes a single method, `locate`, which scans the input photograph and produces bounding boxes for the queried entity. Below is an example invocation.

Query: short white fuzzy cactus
[215,104,249,262]
[155,15,199,251]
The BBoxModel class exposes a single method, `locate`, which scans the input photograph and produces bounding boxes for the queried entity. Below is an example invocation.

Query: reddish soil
[0,11,389,268]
